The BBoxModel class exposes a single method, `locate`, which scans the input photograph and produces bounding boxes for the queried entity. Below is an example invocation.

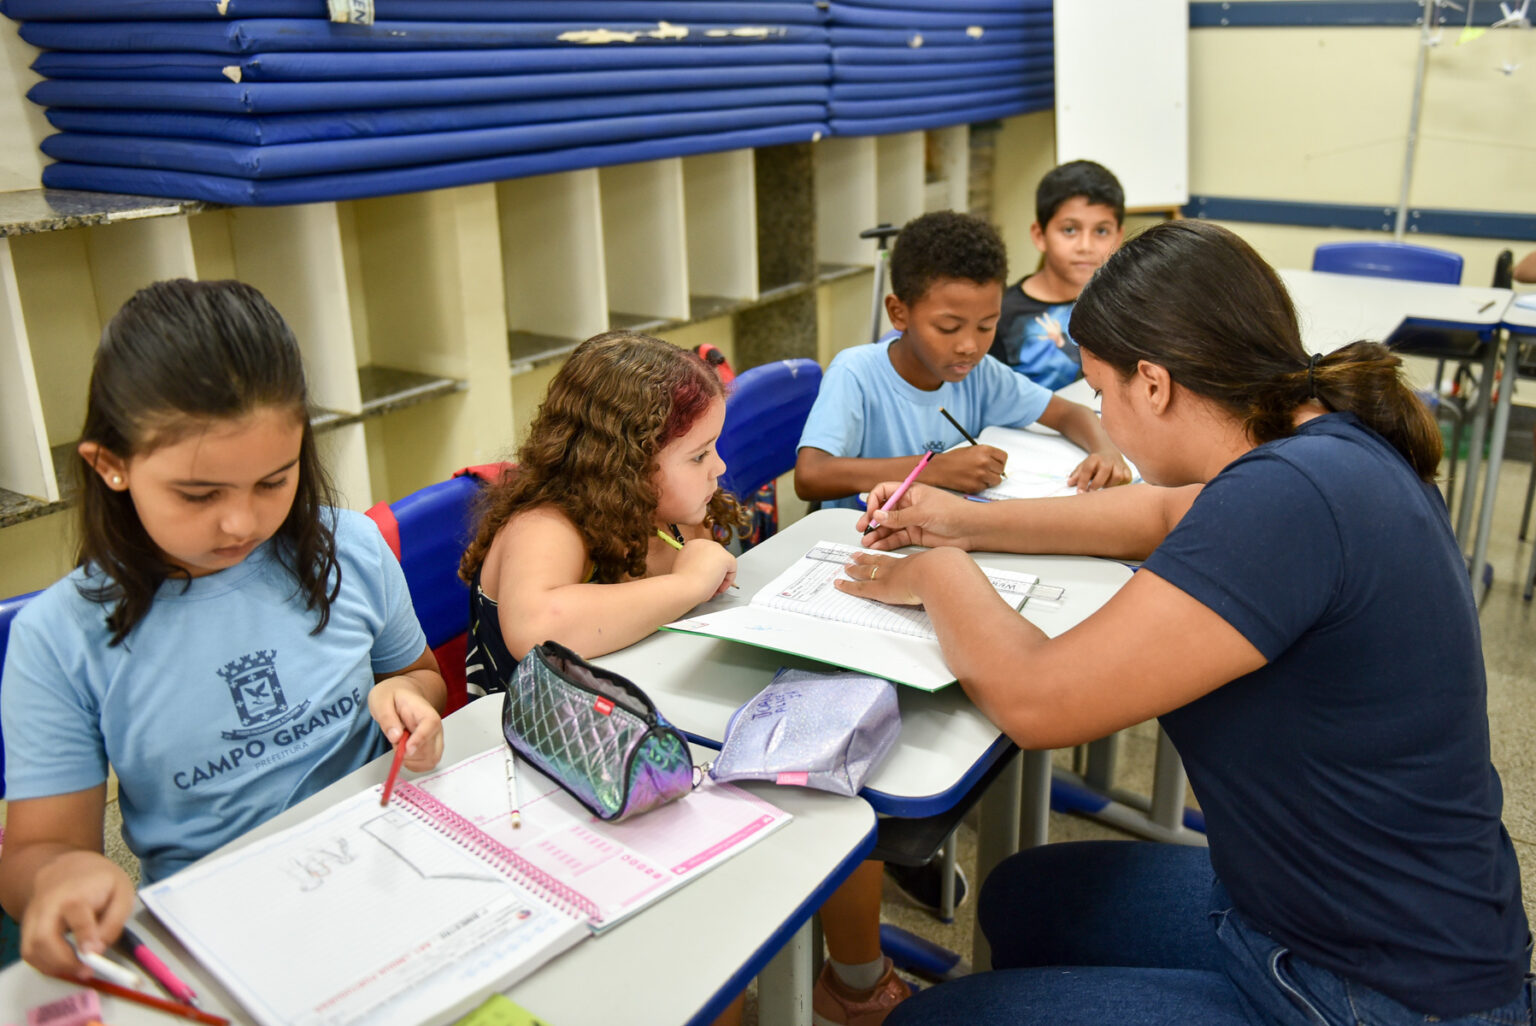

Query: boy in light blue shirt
[796,210,1127,510]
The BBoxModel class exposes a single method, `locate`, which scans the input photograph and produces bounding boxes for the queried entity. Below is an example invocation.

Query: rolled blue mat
[833,41,1049,64]
[830,85,1037,119]
[3,0,827,22]
[831,70,1048,100]
[40,120,829,204]
[833,56,1049,82]
[827,4,1045,29]
[29,63,831,114]
[828,91,1051,136]
[44,84,831,144]
[32,43,832,81]
[41,103,825,178]
[19,19,829,54]
[833,0,1045,10]
[828,26,1040,46]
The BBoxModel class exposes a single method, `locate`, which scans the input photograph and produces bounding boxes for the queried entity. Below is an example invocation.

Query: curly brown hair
[460,331,749,585]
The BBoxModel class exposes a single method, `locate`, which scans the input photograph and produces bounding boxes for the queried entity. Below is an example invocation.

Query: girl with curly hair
[459,330,747,695]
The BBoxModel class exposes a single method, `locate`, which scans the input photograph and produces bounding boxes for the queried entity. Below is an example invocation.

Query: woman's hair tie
[1307,352,1323,400]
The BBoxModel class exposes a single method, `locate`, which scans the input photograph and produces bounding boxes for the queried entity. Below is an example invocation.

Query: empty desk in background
[594,507,1133,971]
[0,696,877,1026]
[1279,268,1512,594]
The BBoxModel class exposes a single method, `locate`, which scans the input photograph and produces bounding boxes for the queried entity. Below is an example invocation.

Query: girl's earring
[110,475,123,486]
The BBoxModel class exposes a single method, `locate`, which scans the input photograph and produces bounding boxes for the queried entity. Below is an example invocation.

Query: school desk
[593,506,1134,971]
[0,701,877,1026]
[1279,267,1513,596]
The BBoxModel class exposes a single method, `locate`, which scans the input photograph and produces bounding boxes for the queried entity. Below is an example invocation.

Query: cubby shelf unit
[0,125,979,548]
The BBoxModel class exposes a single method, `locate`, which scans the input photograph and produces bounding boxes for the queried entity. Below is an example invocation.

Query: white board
[1054,1,1189,211]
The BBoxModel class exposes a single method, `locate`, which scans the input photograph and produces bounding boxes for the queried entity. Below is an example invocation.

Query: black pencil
[939,407,1005,479]
[939,407,978,446]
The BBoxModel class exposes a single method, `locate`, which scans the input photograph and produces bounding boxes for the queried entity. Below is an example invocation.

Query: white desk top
[1279,268,1511,354]
[1503,293,1536,332]
[0,699,876,1026]
[596,509,1133,814]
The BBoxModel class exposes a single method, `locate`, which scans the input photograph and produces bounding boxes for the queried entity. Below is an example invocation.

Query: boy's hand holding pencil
[927,445,1009,494]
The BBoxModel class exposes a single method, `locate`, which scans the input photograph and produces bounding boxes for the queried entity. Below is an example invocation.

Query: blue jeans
[886,842,1532,1026]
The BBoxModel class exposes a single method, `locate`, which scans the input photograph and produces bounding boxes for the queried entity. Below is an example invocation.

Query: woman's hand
[1066,449,1132,492]
[369,675,445,772]
[834,550,928,606]
[21,850,134,979]
[857,482,977,551]
[675,538,738,599]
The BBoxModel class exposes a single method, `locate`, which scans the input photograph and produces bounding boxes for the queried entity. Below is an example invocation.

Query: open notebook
[962,425,1139,501]
[663,540,1037,691]
[141,746,790,1026]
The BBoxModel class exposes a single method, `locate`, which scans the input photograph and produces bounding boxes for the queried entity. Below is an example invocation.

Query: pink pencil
[863,449,934,534]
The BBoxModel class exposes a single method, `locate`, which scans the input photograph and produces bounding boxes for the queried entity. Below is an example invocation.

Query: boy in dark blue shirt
[990,160,1125,389]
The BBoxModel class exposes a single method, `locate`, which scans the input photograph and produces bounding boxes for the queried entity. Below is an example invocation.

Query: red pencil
[380,729,411,806]
[48,973,229,1025]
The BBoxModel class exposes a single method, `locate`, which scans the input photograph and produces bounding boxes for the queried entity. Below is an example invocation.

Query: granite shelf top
[507,265,875,374]
[0,188,210,238]
[310,364,465,432]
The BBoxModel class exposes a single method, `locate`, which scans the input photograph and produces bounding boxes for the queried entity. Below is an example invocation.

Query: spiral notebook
[141,747,791,1026]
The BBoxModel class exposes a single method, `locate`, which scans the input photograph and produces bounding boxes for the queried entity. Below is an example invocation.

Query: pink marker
[120,925,200,1008]
[863,449,934,534]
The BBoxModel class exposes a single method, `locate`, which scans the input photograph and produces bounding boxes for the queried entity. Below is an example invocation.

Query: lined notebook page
[141,785,588,1026]
[753,541,1035,640]
[417,746,792,933]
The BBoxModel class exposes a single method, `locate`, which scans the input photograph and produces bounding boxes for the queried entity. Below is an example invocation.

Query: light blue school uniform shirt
[1,508,426,883]
[798,336,1054,509]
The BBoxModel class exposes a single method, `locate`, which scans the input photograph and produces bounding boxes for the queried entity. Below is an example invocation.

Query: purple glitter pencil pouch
[501,640,694,822]
[710,668,900,797]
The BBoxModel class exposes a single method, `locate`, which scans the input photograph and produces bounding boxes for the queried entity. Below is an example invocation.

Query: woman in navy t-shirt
[843,220,1529,1025]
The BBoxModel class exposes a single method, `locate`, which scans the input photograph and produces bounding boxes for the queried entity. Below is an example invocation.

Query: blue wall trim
[1182,195,1536,242]
[1190,1,1509,28]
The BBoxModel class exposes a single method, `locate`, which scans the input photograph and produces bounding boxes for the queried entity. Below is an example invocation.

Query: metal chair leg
[1526,539,1536,601]
[1522,433,1536,541]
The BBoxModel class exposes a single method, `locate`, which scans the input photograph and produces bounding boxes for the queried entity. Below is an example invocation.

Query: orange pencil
[380,729,411,806]
[48,974,229,1025]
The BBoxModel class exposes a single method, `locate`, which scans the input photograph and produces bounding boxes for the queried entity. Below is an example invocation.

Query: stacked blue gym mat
[4,0,833,205]
[826,0,1053,137]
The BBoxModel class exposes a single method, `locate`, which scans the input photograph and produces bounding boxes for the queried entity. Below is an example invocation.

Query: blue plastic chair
[365,466,511,712]
[1312,241,1464,285]
[717,358,823,544]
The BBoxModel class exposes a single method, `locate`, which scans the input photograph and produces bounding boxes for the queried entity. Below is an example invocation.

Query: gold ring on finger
[870,565,879,580]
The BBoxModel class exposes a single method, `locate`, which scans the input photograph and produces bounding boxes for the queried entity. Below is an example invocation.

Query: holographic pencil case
[501,640,695,822]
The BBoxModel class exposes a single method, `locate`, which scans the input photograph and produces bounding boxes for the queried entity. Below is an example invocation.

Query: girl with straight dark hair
[0,279,446,980]
[839,221,1527,1024]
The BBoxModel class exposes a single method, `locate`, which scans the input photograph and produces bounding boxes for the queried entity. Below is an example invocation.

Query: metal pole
[1395,0,1436,240]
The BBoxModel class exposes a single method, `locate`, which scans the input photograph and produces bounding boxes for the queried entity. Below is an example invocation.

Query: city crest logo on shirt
[218,649,311,741]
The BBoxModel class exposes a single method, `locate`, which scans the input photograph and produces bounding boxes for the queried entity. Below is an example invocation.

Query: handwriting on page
[281,837,358,892]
